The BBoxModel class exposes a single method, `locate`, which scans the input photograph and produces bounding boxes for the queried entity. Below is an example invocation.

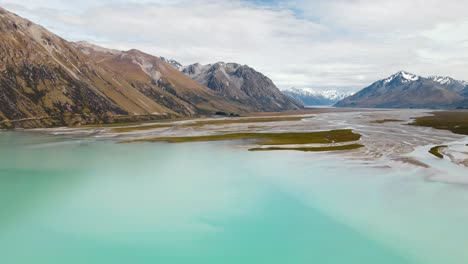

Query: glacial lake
[1,131,468,264]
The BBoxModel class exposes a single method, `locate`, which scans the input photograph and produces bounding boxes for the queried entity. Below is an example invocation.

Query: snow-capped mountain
[335,71,468,109]
[282,87,354,106]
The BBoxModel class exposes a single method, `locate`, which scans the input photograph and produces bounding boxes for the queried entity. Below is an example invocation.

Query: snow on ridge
[429,76,453,85]
[383,72,467,86]
[428,76,468,86]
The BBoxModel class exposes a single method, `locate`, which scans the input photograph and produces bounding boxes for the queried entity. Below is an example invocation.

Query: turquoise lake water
[1,132,468,264]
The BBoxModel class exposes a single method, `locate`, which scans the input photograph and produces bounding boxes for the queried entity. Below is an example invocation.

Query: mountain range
[0,7,301,128]
[282,87,353,106]
[335,71,468,109]
[1,6,467,129]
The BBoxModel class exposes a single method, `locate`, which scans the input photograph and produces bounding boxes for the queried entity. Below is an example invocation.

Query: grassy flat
[249,144,364,152]
[125,129,361,145]
[110,116,306,133]
[84,121,147,128]
[182,116,305,127]
[410,111,468,135]
[110,123,175,133]
[429,145,447,159]
[372,119,403,124]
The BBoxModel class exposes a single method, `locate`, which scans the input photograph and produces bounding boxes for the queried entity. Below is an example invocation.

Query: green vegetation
[215,111,240,117]
[125,129,361,145]
[410,111,468,135]
[249,144,364,152]
[429,145,447,159]
[0,120,13,129]
[372,119,403,124]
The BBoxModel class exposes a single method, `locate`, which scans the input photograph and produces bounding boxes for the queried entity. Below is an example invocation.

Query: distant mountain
[181,62,303,112]
[282,87,353,106]
[335,71,468,109]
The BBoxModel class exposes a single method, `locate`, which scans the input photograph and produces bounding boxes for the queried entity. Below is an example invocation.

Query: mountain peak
[160,57,183,70]
[181,62,303,111]
[212,62,243,69]
[384,71,420,84]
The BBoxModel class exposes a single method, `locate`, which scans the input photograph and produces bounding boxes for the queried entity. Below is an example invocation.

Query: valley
[32,108,468,184]
[1,2,468,264]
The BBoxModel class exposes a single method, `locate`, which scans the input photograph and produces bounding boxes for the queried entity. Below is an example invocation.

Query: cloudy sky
[1,0,468,92]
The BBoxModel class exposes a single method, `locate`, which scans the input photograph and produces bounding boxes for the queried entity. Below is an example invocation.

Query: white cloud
[1,0,468,91]
[296,0,468,32]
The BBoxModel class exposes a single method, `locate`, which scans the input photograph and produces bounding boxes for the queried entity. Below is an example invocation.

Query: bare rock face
[182,62,303,112]
[0,8,248,128]
[460,86,468,97]
[335,71,468,109]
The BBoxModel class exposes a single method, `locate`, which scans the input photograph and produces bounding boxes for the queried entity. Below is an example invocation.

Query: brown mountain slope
[0,7,246,128]
[74,42,249,115]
